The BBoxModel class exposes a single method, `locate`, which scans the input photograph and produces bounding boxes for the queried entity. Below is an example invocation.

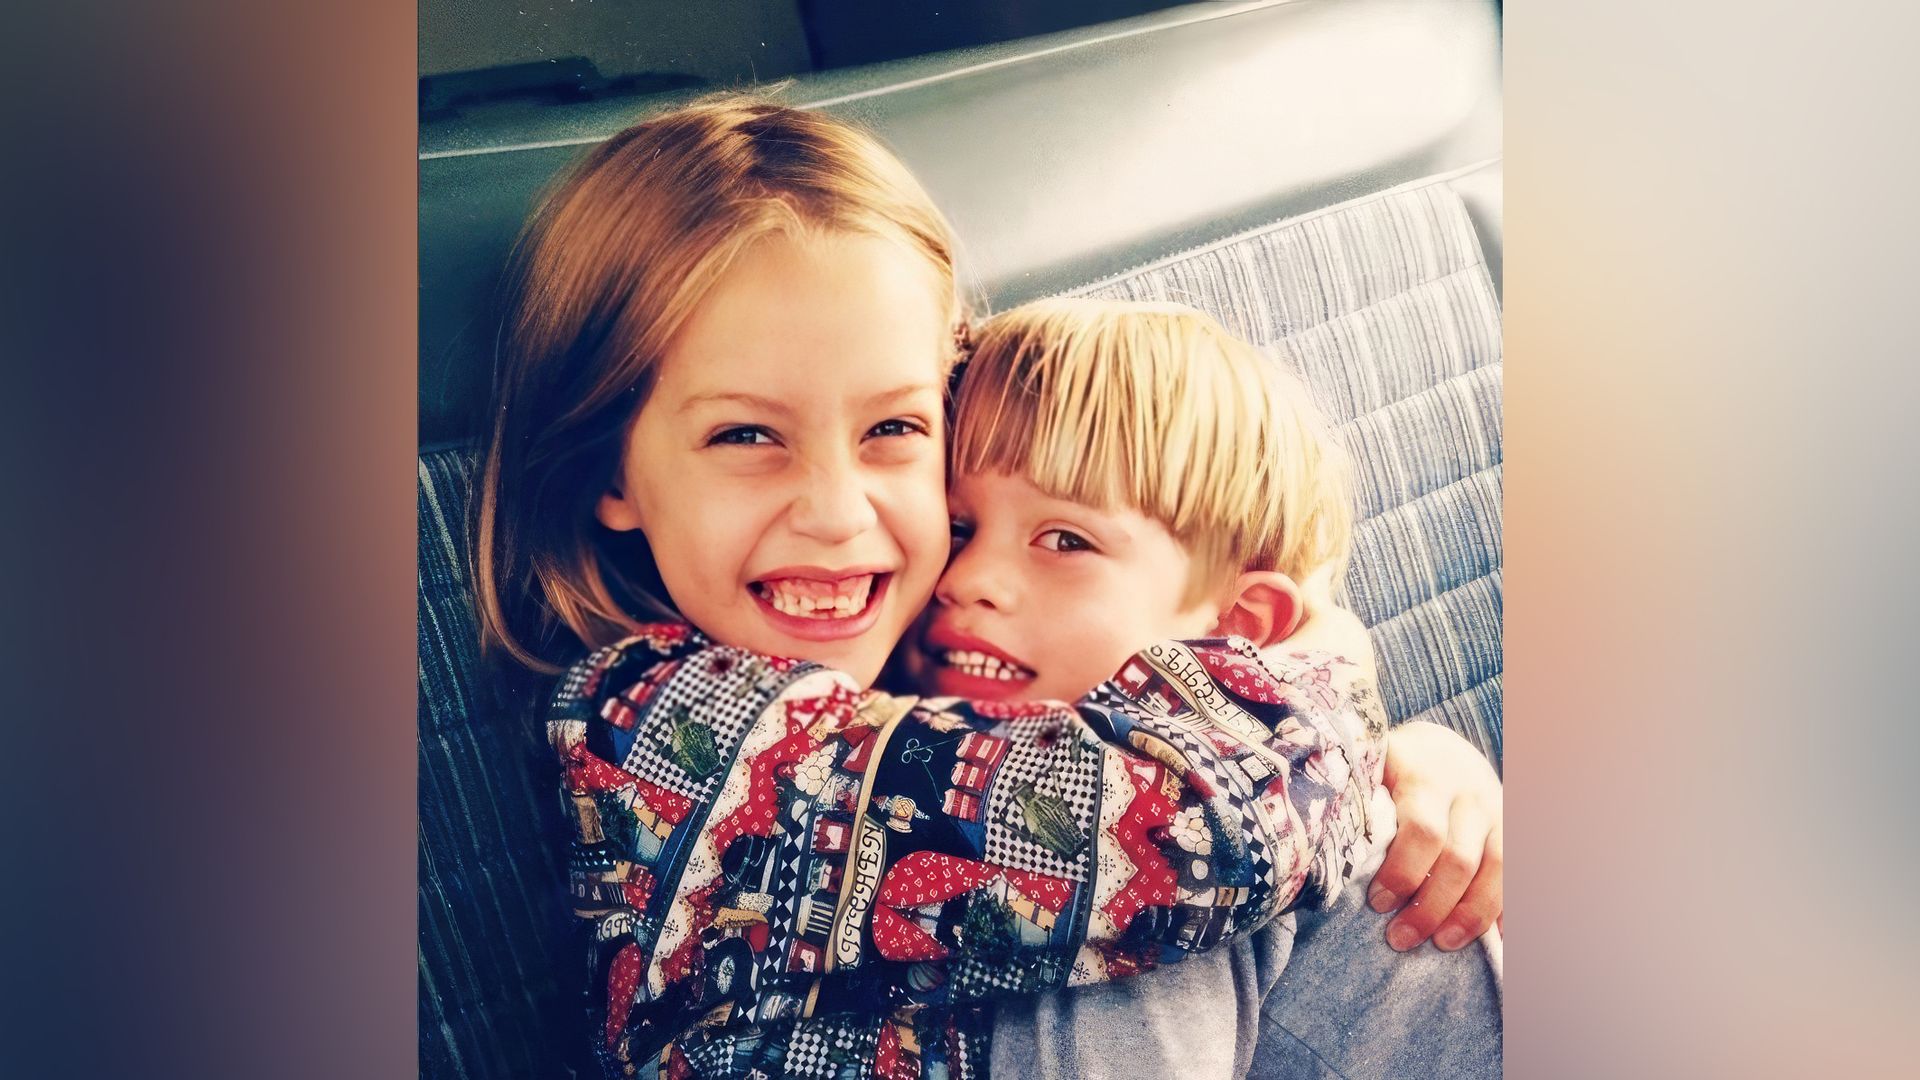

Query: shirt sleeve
[547,624,1384,1073]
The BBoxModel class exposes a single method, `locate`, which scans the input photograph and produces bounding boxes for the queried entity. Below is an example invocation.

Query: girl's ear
[1211,571,1307,647]
[596,485,646,533]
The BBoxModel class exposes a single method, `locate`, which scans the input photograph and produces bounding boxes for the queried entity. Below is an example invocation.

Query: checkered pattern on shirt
[948,947,1071,1003]
[980,714,1100,882]
[782,1014,878,1079]
[548,640,623,720]
[680,1031,739,1076]
[619,647,781,802]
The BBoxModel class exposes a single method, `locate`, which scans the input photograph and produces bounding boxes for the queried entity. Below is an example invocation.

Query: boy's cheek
[1045,612,1155,701]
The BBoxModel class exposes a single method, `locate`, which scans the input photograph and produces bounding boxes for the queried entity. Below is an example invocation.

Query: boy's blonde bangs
[952,298,1353,601]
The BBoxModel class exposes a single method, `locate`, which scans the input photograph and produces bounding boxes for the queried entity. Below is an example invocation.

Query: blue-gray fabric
[419,451,587,1079]
[415,179,1504,1077]
[1248,884,1501,1079]
[1076,179,1505,769]
[990,875,1503,1080]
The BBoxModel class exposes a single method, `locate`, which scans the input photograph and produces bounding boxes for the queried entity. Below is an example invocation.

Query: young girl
[471,94,1495,1078]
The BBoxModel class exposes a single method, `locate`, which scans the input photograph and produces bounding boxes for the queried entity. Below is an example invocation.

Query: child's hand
[1370,721,1503,952]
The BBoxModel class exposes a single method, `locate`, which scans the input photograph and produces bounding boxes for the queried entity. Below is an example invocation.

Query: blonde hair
[951,297,1353,604]
[475,93,967,673]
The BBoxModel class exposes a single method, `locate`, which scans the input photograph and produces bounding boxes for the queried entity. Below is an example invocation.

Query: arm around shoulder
[545,627,1386,1068]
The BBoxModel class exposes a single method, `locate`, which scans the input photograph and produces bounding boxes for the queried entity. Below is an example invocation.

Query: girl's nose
[788,459,879,545]
[934,537,1015,612]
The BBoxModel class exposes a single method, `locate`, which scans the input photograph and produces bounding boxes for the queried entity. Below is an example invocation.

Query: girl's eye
[867,417,928,439]
[707,425,776,447]
[1035,528,1095,553]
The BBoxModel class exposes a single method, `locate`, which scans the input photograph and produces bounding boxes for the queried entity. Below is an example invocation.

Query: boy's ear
[1211,571,1307,648]
[596,485,646,533]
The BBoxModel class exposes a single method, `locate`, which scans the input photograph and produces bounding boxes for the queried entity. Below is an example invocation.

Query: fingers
[1432,824,1503,951]
[1385,800,1487,951]
[1367,784,1448,915]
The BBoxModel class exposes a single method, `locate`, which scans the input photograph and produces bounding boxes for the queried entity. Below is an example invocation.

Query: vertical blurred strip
[0,2,415,1077]
[1509,2,1920,1076]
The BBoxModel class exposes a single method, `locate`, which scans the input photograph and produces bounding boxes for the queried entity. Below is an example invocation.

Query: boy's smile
[923,470,1222,703]
[919,621,1038,699]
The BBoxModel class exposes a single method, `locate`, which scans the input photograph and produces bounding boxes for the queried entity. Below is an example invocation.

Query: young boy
[547,297,1397,1078]
[923,297,1372,708]
[915,297,1400,1078]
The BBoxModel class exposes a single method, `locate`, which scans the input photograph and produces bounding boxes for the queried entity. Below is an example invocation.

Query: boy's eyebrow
[1001,483,1137,548]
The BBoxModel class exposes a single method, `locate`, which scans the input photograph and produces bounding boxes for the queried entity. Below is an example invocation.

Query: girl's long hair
[472,93,965,674]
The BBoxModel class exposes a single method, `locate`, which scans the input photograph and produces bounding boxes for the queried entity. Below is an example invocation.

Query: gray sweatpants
[990,843,1502,1078]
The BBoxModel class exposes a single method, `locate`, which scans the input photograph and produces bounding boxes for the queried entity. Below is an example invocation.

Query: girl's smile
[593,230,955,687]
[748,568,895,641]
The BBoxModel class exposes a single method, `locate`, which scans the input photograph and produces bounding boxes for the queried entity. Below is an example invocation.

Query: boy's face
[597,231,953,688]
[920,469,1223,702]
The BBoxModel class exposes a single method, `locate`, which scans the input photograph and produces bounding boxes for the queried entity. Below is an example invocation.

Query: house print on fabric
[548,628,1384,1078]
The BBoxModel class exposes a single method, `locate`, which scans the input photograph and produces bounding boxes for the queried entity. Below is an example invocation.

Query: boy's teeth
[941,650,1032,681]
[759,575,876,619]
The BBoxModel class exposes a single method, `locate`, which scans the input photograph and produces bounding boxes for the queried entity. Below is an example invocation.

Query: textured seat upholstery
[418,4,1502,1076]
[419,0,1502,446]
[1076,180,1503,765]
[419,452,584,1079]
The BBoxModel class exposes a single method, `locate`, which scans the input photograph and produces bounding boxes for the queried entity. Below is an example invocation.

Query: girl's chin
[737,623,895,688]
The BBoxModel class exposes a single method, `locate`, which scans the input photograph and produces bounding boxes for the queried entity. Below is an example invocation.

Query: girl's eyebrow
[862,382,942,407]
[678,384,937,414]
[676,391,792,416]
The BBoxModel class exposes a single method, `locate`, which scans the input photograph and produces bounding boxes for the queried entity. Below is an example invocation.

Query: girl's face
[596,231,953,688]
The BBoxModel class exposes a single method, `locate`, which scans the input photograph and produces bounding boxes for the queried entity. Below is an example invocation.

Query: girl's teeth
[759,575,876,619]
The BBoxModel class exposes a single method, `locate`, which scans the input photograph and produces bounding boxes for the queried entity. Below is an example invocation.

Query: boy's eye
[1035,528,1095,553]
[867,417,929,439]
[948,519,975,547]
[707,425,777,447]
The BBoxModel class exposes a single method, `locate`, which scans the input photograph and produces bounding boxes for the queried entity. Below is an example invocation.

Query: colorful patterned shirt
[548,624,1387,1079]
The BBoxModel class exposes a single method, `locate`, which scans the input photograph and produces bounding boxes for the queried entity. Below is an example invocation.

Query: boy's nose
[934,539,1014,612]
[788,461,879,545]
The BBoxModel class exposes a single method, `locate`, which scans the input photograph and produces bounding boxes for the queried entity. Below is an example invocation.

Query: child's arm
[1260,575,1505,952]
[1371,720,1504,949]
[548,624,1382,1069]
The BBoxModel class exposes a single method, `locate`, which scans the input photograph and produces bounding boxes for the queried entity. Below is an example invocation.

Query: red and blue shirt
[548,624,1385,1079]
